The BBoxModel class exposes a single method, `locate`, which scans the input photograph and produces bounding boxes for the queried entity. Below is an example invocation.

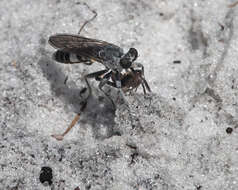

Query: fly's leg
[51,70,108,141]
[142,78,151,93]
[51,101,87,141]
[84,69,117,108]
[83,69,109,101]
[113,72,130,109]
[229,1,238,8]
[103,73,130,107]
[51,114,80,141]
[97,71,117,109]
[131,63,152,94]
[91,70,121,109]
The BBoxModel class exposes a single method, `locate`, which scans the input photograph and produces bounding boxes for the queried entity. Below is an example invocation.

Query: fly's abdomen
[53,50,92,65]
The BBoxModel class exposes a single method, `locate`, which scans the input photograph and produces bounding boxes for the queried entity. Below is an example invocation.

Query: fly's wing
[49,34,124,64]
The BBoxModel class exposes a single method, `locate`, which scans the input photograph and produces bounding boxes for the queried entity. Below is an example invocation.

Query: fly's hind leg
[51,101,87,141]
[97,71,117,109]
[51,70,108,141]
[83,69,116,109]
[103,73,130,108]
[83,69,109,101]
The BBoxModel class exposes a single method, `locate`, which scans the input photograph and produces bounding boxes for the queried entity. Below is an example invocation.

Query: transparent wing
[49,34,124,63]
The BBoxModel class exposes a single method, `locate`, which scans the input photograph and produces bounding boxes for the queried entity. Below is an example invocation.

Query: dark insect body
[48,34,151,140]
[49,34,151,106]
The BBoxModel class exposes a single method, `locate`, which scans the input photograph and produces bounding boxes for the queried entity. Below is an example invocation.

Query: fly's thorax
[98,47,123,61]
[119,48,138,69]
[103,57,123,72]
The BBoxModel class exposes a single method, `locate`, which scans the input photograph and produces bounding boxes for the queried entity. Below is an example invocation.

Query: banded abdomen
[53,50,93,65]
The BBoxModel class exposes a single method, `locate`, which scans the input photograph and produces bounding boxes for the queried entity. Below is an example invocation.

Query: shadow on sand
[38,49,121,140]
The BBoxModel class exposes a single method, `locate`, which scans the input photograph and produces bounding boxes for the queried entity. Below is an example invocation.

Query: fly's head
[120,48,138,69]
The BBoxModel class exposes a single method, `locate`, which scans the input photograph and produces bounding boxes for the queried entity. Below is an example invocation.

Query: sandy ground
[0,0,238,189]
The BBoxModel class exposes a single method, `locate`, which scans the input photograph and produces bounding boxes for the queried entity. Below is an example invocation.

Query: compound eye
[120,48,138,69]
[120,57,132,69]
[129,48,138,62]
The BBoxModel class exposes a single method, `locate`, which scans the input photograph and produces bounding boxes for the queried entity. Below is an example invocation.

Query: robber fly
[48,34,151,107]
[48,34,151,140]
